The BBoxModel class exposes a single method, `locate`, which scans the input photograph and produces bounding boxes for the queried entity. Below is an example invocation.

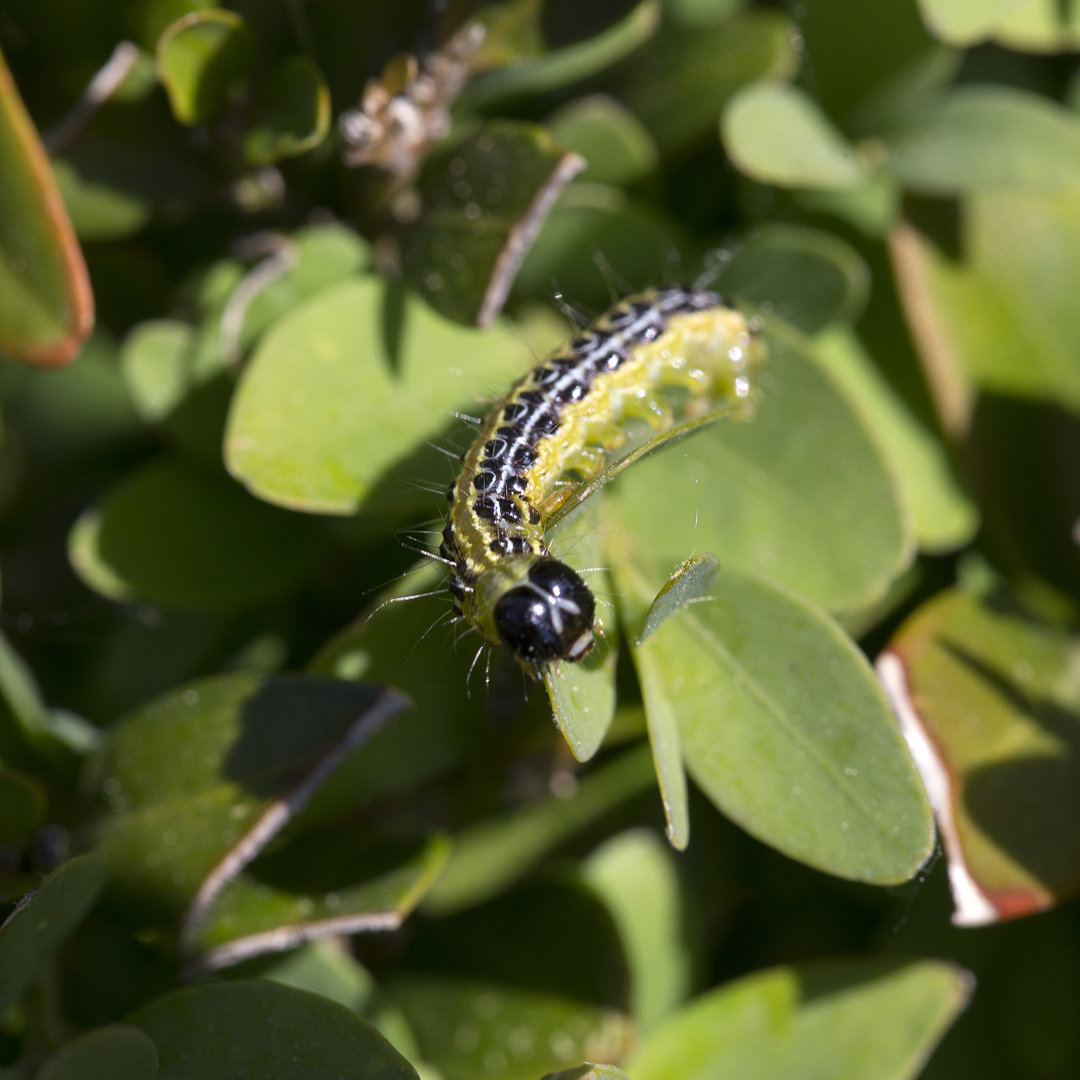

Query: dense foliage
[1,1,1078,1077]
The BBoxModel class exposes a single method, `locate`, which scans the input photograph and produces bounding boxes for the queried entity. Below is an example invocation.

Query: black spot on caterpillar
[441,286,762,671]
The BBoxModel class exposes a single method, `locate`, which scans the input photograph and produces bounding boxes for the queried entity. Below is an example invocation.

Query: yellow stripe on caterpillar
[440,286,762,671]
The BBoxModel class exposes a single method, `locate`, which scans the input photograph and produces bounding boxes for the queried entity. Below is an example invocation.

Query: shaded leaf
[723,82,867,189]
[0,854,108,1017]
[880,587,1080,923]
[226,276,532,515]
[713,224,871,335]
[69,456,325,611]
[85,672,407,920]
[814,326,978,553]
[401,122,584,326]
[467,0,661,108]
[128,980,418,1079]
[547,94,659,187]
[891,199,1080,594]
[38,1025,158,1080]
[0,770,45,847]
[243,55,331,166]
[582,830,692,1032]
[188,832,449,971]
[423,746,657,916]
[155,10,254,126]
[619,11,799,157]
[0,45,93,366]
[794,0,950,125]
[627,959,971,1080]
[390,880,632,1080]
[611,555,934,883]
[514,183,690,312]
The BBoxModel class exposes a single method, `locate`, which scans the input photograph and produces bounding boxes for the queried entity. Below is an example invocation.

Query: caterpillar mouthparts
[441,285,762,670]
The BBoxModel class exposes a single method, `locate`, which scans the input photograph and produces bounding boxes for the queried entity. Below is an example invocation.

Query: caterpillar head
[491,557,596,665]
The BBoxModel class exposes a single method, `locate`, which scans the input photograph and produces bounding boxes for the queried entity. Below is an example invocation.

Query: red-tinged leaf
[0,46,93,366]
[880,587,1080,924]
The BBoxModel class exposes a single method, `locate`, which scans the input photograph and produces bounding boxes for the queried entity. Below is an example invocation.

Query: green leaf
[610,325,913,613]
[540,1067,630,1080]
[252,939,374,1012]
[188,833,450,971]
[881,587,1080,923]
[891,197,1080,593]
[226,276,532,515]
[466,1,661,108]
[582,830,692,1032]
[544,500,618,762]
[612,556,934,883]
[38,1025,159,1080]
[243,56,331,166]
[128,980,418,1079]
[155,10,254,126]
[119,319,201,424]
[712,224,871,335]
[615,556,692,850]
[227,224,371,354]
[0,46,93,366]
[881,87,1080,194]
[989,0,1080,52]
[422,746,657,917]
[794,0,950,125]
[723,83,867,190]
[619,11,799,157]
[69,456,324,611]
[0,854,108,1016]
[546,94,659,187]
[627,959,971,1080]
[390,881,632,1080]
[916,0,1018,45]
[813,326,978,553]
[85,673,407,919]
[0,770,45,847]
[401,123,584,326]
[513,183,690,313]
[638,553,718,645]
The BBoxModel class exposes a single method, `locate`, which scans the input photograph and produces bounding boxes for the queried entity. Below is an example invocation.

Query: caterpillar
[440,286,762,671]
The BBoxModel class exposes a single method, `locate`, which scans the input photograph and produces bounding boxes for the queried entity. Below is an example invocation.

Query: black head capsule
[492,558,596,665]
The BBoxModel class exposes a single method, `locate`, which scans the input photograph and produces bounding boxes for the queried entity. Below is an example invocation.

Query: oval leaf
[38,1025,158,1080]
[611,556,934,882]
[243,56,330,166]
[619,11,799,157]
[128,980,418,1079]
[226,276,532,514]
[69,456,324,610]
[155,10,254,126]
[723,82,867,190]
[881,86,1080,194]
[611,326,913,613]
[0,854,108,1017]
[0,46,93,366]
[627,959,971,1080]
